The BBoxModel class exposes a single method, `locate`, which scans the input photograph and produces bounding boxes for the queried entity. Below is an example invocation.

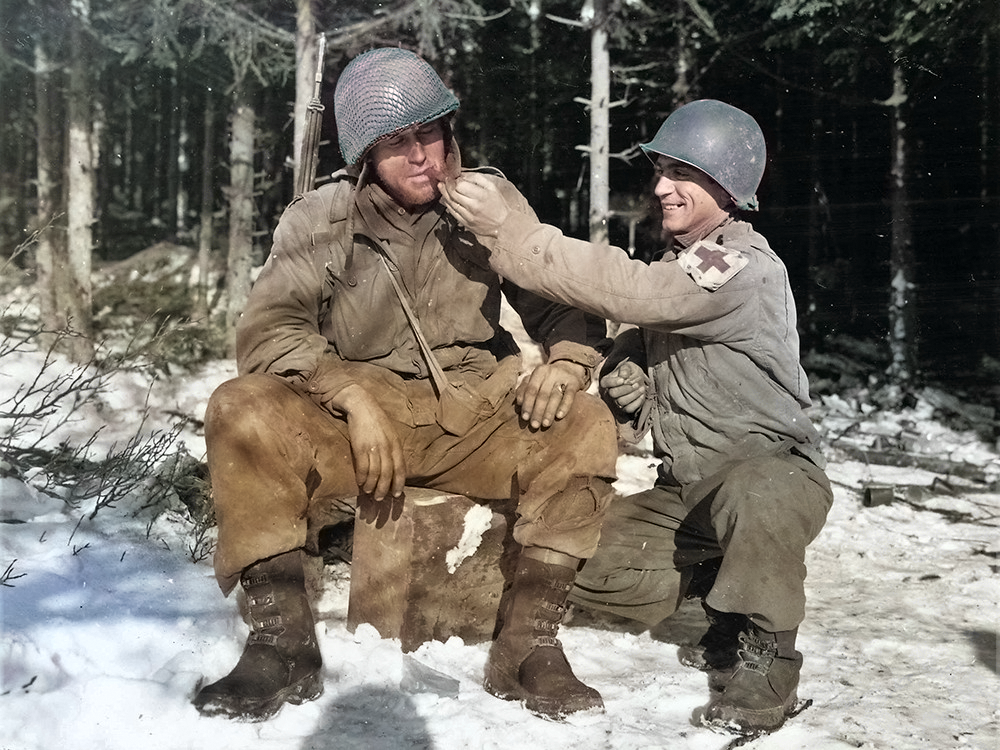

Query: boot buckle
[251,615,284,631]
[247,631,280,647]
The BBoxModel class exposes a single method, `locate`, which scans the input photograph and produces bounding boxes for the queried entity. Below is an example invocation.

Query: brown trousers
[571,453,833,633]
[205,373,618,595]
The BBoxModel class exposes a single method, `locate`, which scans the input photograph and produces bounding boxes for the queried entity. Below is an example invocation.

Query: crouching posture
[193,48,617,722]
[442,100,834,734]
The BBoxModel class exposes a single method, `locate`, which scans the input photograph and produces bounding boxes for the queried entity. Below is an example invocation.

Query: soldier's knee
[205,374,289,443]
[566,392,618,452]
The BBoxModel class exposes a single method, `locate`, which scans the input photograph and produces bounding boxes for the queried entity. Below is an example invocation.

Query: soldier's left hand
[439,174,511,237]
[515,360,587,430]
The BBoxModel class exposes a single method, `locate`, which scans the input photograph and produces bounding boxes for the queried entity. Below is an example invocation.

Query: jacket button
[531,246,541,254]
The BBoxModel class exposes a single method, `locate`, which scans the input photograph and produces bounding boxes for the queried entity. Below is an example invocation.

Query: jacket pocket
[435,355,520,436]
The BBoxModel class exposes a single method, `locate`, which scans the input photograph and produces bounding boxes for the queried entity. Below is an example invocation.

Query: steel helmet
[334,47,460,165]
[640,99,766,211]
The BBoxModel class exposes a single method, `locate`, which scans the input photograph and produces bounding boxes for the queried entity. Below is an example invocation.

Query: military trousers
[571,452,833,633]
[204,373,618,595]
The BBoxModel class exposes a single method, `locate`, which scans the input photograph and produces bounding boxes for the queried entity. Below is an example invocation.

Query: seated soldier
[192,47,618,723]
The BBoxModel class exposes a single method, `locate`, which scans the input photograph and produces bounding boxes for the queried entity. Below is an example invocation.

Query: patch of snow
[1,347,998,750]
[445,503,494,574]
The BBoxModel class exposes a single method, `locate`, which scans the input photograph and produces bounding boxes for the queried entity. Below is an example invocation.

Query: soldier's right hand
[599,361,647,415]
[335,385,407,501]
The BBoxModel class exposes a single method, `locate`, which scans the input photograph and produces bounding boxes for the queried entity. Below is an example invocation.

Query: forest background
[1,0,998,393]
[2,6,999,748]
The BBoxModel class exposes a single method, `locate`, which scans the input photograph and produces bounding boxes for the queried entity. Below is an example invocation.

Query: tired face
[652,156,732,237]
[369,120,448,211]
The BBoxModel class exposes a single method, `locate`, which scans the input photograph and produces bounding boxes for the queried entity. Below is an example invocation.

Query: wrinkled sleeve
[235,194,376,413]
[236,197,327,379]
[488,210,761,346]
[489,178,608,381]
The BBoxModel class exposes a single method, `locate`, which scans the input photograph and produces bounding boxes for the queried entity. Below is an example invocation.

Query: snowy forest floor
[1,315,999,748]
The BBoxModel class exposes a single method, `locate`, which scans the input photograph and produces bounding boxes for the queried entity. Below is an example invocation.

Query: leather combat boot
[194,550,323,721]
[701,623,801,733]
[484,548,603,719]
[677,602,747,686]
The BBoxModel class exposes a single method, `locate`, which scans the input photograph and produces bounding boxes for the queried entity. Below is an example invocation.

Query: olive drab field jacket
[482,212,825,486]
[235,167,606,430]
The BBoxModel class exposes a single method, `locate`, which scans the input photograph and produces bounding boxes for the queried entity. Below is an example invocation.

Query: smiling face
[369,119,448,211]
[652,156,733,237]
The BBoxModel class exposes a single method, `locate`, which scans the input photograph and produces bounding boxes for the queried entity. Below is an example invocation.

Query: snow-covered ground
[2,349,998,750]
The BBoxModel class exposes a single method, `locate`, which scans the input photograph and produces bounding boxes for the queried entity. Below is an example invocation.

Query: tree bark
[671,0,691,106]
[293,0,317,194]
[586,0,610,247]
[225,89,256,358]
[522,0,542,209]
[195,88,216,322]
[805,88,824,344]
[64,2,96,360]
[979,29,1000,364]
[887,58,917,384]
[172,76,191,236]
[166,72,181,235]
[33,38,63,337]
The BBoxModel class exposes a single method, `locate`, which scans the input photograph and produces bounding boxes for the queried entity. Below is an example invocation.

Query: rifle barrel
[296,33,327,197]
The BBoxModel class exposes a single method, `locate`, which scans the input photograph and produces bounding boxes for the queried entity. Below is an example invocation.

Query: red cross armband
[677,239,749,291]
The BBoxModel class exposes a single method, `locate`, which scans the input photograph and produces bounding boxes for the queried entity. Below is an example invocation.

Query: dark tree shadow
[300,685,433,750]
[563,596,710,653]
[965,629,998,675]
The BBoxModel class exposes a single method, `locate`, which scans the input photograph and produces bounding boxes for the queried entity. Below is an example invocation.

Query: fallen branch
[828,442,997,486]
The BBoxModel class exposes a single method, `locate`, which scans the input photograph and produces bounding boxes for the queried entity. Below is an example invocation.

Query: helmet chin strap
[734,193,759,212]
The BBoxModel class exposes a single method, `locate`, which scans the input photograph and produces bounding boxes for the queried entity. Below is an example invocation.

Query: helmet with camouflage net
[334,47,460,165]
[640,99,766,211]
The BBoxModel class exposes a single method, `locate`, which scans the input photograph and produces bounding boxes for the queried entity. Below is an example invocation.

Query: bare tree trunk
[174,79,190,236]
[671,0,691,107]
[584,0,612,336]
[0,73,29,259]
[64,3,96,361]
[293,0,317,193]
[195,88,216,322]
[979,29,1000,361]
[166,72,182,235]
[586,0,610,247]
[523,0,542,208]
[887,58,917,384]
[34,39,63,336]
[225,90,256,358]
[805,88,824,343]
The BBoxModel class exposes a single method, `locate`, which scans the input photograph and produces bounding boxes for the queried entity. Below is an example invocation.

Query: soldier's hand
[599,360,647,415]
[335,385,407,502]
[439,174,511,237]
[515,360,587,430]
